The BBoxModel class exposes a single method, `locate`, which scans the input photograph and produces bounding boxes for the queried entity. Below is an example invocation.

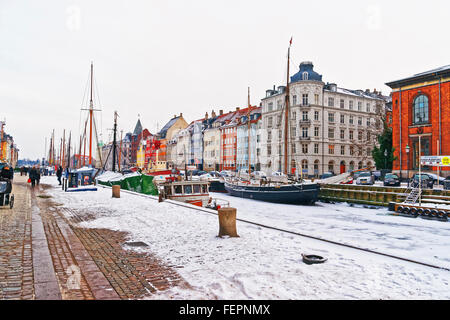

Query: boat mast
[247,87,251,175]
[89,62,94,166]
[112,111,118,172]
[284,38,292,175]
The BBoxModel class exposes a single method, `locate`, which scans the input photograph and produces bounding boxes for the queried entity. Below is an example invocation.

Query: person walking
[29,166,38,188]
[36,166,41,185]
[56,165,62,185]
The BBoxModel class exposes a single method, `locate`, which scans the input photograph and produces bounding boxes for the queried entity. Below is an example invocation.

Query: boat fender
[396,206,404,213]
[430,210,438,217]
[437,211,447,219]
[409,207,418,216]
[423,209,431,216]
[417,208,424,216]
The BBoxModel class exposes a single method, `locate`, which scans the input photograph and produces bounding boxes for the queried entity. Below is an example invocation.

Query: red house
[386,65,450,178]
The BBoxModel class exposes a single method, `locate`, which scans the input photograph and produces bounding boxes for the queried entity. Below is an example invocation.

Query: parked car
[320,172,334,179]
[219,170,233,177]
[383,173,400,186]
[444,176,450,190]
[355,172,374,185]
[410,173,435,189]
[271,171,286,177]
[252,171,267,179]
[425,173,446,185]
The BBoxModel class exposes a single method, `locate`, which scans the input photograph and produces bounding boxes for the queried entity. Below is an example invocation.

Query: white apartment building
[260,61,386,177]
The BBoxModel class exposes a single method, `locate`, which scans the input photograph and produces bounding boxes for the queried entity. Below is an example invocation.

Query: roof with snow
[158,116,180,139]
[386,65,450,88]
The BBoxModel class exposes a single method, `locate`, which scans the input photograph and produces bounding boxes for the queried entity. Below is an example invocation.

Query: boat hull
[224,182,320,205]
[209,180,227,193]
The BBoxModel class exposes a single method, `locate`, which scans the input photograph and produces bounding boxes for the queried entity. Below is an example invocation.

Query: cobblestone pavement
[0,178,34,300]
[0,175,188,300]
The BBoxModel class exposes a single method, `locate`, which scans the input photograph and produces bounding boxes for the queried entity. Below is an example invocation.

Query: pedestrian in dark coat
[36,167,41,185]
[29,166,38,188]
[56,165,63,185]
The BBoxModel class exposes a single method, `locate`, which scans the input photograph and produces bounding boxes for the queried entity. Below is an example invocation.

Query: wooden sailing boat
[224,38,320,205]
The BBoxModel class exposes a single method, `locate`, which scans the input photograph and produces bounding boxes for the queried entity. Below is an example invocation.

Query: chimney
[205,112,208,119]
[219,110,223,115]
[273,85,275,91]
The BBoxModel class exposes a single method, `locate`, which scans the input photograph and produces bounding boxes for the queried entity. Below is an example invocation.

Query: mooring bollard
[218,207,239,238]
[112,185,121,198]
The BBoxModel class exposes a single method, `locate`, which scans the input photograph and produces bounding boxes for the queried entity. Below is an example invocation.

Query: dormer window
[413,95,429,125]
[302,72,309,80]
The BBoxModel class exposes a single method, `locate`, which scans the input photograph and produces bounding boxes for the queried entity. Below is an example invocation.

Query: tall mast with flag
[284,37,292,175]
[247,87,252,175]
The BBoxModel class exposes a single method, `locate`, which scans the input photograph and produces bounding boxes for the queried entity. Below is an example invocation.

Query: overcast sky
[1,0,448,160]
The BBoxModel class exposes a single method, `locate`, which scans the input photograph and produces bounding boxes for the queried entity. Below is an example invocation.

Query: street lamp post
[384,149,388,170]
[405,145,410,187]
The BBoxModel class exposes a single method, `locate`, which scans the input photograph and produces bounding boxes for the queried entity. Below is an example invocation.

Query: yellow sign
[442,157,450,166]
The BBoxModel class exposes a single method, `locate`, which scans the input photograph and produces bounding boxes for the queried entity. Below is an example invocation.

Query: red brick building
[386,65,450,178]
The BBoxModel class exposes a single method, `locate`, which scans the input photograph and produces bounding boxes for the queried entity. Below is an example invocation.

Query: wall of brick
[391,80,450,175]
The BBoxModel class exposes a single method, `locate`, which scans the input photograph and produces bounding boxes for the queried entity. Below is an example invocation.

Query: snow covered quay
[42,176,450,299]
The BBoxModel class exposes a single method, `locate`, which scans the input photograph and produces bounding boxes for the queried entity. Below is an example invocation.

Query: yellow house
[136,141,145,169]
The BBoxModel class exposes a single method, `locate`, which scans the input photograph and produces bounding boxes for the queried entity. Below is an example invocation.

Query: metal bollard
[112,185,120,198]
[218,207,239,238]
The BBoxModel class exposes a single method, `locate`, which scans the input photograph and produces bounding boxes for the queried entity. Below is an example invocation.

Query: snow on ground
[209,192,450,270]
[40,176,450,299]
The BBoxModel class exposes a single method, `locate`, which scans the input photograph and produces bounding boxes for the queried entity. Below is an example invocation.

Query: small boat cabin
[160,180,210,207]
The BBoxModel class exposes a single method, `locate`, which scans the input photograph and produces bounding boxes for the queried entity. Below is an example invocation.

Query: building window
[292,143,296,154]
[358,131,363,141]
[268,102,273,111]
[358,117,362,125]
[349,115,354,124]
[291,127,296,137]
[340,145,345,155]
[328,144,334,154]
[302,72,309,80]
[292,110,296,119]
[314,94,319,105]
[302,111,308,121]
[314,111,319,121]
[340,114,345,124]
[413,95,429,124]
[268,116,273,127]
[328,97,334,107]
[314,127,319,137]
[302,94,309,106]
[314,144,319,154]
[292,95,297,105]
[349,101,353,110]
[302,144,308,154]
[340,129,345,140]
[358,101,362,111]
[349,130,354,140]
[366,103,370,112]
[340,99,345,109]
[328,128,334,139]
[350,145,354,155]
[302,127,308,138]
[267,130,272,141]
[328,161,334,172]
[277,100,282,109]
[328,112,335,123]
[267,145,271,155]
